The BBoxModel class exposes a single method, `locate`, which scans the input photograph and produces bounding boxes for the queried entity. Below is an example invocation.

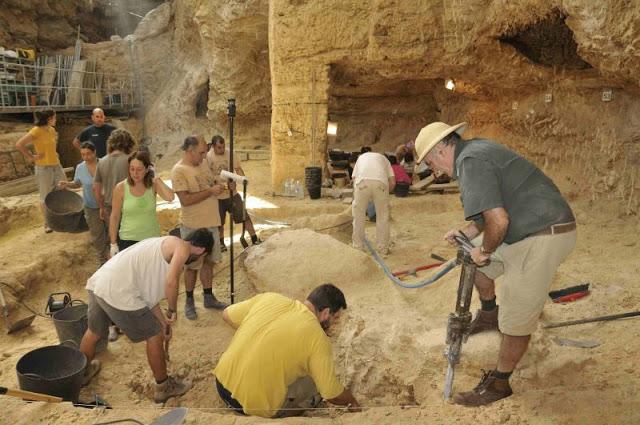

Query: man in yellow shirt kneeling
[214,284,361,418]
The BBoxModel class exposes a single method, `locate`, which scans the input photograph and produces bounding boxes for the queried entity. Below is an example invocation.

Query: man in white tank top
[79,229,213,403]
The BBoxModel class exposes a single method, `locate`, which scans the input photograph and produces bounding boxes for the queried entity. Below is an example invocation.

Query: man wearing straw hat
[414,122,576,406]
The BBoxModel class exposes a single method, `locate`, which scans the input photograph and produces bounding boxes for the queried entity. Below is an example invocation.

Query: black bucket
[16,344,86,402]
[44,190,88,233]
[305,167,322,200]
[52,303,107,353]
[395,182,410,197]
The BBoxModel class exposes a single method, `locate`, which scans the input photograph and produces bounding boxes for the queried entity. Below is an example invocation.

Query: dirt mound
[245,228,378,299]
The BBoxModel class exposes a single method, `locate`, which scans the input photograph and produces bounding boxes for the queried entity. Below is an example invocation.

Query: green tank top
[119,181,161,242]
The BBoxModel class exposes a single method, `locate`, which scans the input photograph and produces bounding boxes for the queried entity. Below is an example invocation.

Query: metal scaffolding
[0,53,140,114]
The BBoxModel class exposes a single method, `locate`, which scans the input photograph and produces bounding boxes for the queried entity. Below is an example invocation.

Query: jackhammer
[443,234,477,400]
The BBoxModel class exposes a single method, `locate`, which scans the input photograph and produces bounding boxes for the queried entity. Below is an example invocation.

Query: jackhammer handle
[453,235,474,253]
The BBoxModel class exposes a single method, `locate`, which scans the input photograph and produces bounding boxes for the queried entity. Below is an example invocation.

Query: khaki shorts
[473,230,577,336]
[180,225,221,270]
[35,164,66,201]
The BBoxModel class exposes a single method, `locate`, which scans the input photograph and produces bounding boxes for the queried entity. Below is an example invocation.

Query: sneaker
[82,359,101,386]
[185,297,197,320]
[453,370,513,406]
[468,306,499,335]
[251,236,262,245]
[154,376,193,403]
[108,325,119,342]
[203,293,228,310]
[240,237,249,249]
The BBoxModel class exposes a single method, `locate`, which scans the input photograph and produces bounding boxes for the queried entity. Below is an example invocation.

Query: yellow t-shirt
[28,126,59,166]
[170,160,220,228]
[214,293,344,417]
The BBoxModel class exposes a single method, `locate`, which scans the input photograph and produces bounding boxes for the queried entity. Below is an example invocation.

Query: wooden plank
[410,175,434,191]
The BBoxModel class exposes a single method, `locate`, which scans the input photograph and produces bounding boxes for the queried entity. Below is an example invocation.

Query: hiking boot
[468,306,499,335]
[453,370,513,406]
[108,325,119,342]
[251,235,262,245]
[82,359,101,386]
[154,376,193,403]
[240,236,249,249]
[185,297,197,320]
[203,293,228,310]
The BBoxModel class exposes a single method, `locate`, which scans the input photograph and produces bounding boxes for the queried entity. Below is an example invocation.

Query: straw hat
[415,122,467,163]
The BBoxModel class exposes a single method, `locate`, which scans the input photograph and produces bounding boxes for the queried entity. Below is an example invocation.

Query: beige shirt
[352,152,394,187]
[171,160,220,228]
[206,148,242,200]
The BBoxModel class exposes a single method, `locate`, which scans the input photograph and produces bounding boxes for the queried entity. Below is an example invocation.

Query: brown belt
[529,221,576,237]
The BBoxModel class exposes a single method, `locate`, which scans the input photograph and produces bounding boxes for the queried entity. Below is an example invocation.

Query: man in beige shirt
[206,135,261,251]
[171,136,227,319]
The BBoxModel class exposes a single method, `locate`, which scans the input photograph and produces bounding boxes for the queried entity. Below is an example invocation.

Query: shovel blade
[5,314,36,334]
[150,407,188,425]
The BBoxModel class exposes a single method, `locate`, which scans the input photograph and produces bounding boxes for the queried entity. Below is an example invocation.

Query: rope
[363,239,458,289]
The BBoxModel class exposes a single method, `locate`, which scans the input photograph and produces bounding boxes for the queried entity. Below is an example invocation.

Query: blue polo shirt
[73,161,99,209]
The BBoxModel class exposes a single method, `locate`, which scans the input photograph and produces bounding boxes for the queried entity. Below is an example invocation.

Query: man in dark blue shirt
[415,122,576,407]
[72,108,116,158]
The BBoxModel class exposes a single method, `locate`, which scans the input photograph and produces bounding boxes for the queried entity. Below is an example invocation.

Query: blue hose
[364,239,458,288]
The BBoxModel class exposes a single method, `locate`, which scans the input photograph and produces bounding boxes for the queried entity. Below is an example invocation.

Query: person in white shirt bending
[351,151,396,255]
[79,229,213,403]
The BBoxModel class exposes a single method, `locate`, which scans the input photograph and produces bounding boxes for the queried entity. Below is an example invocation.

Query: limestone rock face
[268,0,640,201]
[0,0,162,51]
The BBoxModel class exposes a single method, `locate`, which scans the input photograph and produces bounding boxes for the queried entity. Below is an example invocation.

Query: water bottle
[284,179,290,196]
[296,180,303,199]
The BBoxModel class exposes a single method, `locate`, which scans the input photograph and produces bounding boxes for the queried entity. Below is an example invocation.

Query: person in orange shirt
[16,109,66,233]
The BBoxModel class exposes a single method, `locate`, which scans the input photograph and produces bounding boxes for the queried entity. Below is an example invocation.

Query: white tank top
[87,237,171,311]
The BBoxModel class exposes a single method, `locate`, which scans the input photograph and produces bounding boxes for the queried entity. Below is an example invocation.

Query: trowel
[0,287,35,334]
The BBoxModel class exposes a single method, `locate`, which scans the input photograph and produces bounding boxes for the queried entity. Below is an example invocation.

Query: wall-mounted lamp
[445,78,455,91]
[327,121,338,136]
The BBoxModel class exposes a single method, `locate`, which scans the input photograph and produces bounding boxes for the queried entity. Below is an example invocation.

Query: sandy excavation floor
[0,160,639,424]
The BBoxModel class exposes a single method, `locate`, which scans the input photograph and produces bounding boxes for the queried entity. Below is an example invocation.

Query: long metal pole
[544,310,640,329]
[227,98,236,304]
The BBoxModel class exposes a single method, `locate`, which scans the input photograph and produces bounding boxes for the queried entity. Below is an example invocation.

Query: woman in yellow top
[15,109,66,233]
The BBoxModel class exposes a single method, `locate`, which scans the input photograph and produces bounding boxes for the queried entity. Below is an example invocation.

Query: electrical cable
[364,239,458,289]
[315,219,352,232]
[0,281,50,318]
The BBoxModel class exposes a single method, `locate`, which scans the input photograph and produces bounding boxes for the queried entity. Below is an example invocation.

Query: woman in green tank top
[109,151,174,255]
